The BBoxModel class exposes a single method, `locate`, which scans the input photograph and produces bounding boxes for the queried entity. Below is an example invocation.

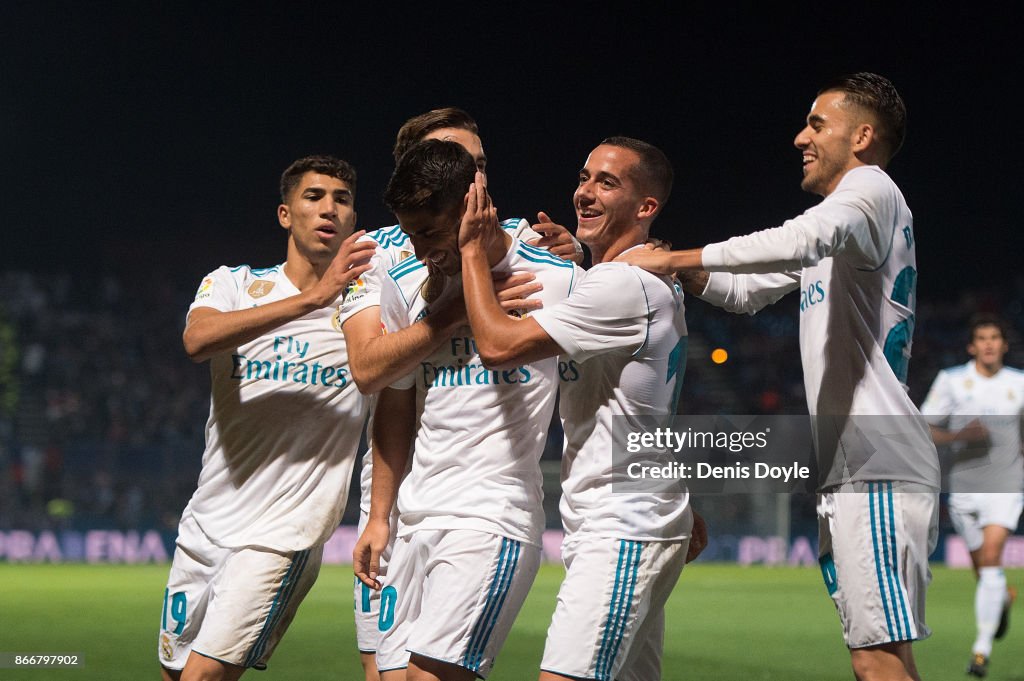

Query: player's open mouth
[315,225,338,237]
[578,208,602,219]
[802,154,816,167]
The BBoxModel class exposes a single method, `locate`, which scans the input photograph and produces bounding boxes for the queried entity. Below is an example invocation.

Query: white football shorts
[948,492,1024,551]
[376,528,540,678]
[540,534,687,681]
[158,510,322,670]
[817,483,937,648]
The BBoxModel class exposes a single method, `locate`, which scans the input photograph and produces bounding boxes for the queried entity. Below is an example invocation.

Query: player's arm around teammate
[184,230,374,362]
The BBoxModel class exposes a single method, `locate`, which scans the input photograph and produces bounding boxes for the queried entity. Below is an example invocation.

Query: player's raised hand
[308,231,376,308]
[458,172,500,251]
[528,212,584,264]
[493,272,544,313]
[686,510,708,563]
[353,518,391,590]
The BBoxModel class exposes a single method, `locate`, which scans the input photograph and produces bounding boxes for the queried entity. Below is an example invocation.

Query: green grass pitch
[1,563,1021,680]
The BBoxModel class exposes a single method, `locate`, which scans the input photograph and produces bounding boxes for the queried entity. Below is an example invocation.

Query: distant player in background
[459,136,701,681]
[340,107,580,681]
[353,139,580,681]
[619,73,940,681]
[921,314,1024,677]
[158,156,375,681]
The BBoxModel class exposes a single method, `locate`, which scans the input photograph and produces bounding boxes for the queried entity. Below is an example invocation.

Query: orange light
[711,348,728,364]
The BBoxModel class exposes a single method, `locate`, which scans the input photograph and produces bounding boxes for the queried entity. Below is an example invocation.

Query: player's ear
[851,123,875,154]
[278,203,291,230]
[637,196,660,221]
[967,341,977,358]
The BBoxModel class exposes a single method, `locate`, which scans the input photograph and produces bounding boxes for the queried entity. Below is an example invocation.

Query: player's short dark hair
[393,107,479,163]
[819,72,907,162]
[383,139,477,216]
[279,155,357,203]
[600,136,674,209]
[968,313,1009,343]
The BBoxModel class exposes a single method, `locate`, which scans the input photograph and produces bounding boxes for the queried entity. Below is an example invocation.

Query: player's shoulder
[834,165,904,203]
[1001,365,1024,381]
[500,217,529,236]
[211,263,284,286]
[386,254,427,292]
[365,224,411,250]
[940,362,972,378]
[514,240,576,271]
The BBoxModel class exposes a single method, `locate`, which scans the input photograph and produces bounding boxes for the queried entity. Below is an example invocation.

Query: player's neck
[591,229,645,264]
[282,243,324,292]
[974,360,1003,378]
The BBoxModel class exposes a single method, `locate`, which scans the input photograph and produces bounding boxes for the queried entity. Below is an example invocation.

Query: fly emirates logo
[421,336,532,388]
[230,335,350,389]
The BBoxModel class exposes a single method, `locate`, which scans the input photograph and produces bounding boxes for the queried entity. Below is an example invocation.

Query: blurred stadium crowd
[2,269,1022,536]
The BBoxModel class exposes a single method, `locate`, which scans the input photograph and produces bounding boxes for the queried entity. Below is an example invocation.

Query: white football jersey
[379,238,580,546]
[921,362,1024,492]
[700,165,940,490]
[185,264,368,551]
[338,218,543,514]
[531,255,691,540]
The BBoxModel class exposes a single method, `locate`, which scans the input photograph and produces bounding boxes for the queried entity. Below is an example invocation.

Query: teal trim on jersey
[230,264,281,277]
[500,217,525,232]
[370,225,410,250]
[819,552,838,595]
[388,256,426,282]
[463,538,522,672]
[869,484,898,642]
[596,541,642,680]
[886,483,913,639]
[667,337,688,414]
[516,243,575,269]
[629,272,652,358]
[244,549,310,668]
[855,223,898,273]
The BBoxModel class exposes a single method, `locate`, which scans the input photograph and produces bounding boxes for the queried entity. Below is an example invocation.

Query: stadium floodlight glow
[711,348,729,364]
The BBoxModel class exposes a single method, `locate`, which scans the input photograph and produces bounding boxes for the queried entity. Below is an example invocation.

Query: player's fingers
[496,282,543,301]
[537,211,553,225]
[493,272,537,290]
[499,298,543,313]
[342,229,366,245]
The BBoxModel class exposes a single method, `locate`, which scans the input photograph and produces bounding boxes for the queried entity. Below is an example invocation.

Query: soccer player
[921,314,1024,677]
[340,107,580,681]
[459,136,699,681]
[158,156,376,681]
[618,73,940,681]
[353,139,580,681]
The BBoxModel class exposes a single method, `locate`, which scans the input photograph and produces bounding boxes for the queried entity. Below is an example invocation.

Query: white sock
[973,566,1006,657]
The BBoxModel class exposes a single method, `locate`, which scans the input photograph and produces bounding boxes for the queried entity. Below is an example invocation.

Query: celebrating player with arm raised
[619,73,939,681]
[353,139,580,681]
[158,156,374,681]
[461,136,703,681]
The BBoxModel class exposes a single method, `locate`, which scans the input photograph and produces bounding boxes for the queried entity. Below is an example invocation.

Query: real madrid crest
[248,280,275,298]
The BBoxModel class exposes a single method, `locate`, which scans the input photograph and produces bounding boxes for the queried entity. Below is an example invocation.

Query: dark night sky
[2,4,1018,298]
